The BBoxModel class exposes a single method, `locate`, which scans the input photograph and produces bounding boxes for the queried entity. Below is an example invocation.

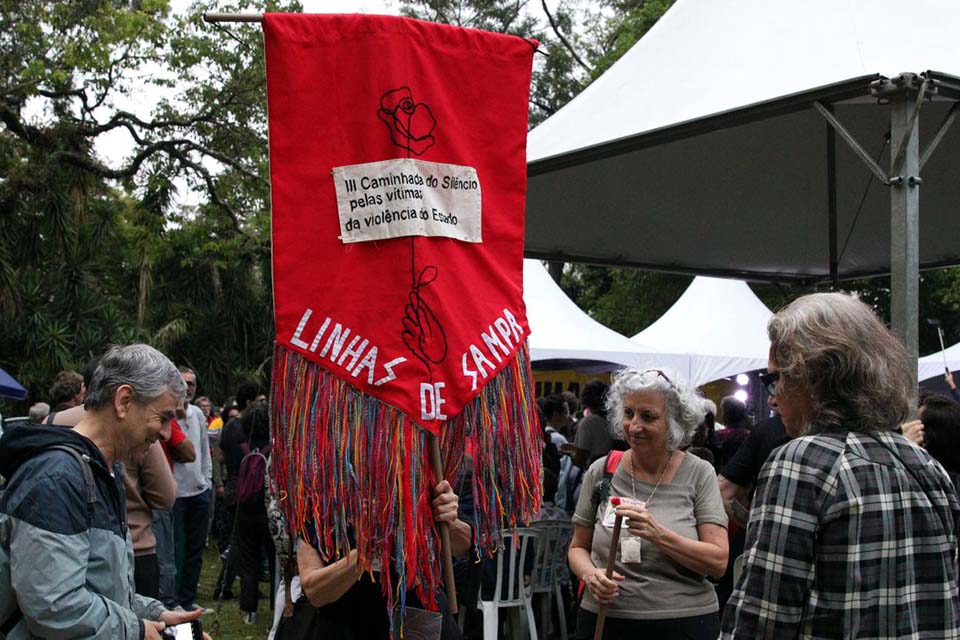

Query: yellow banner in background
[532,369,609,399]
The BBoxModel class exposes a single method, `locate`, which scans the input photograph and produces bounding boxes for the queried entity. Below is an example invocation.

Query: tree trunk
[137,258,150,330]
[547,260,564,284]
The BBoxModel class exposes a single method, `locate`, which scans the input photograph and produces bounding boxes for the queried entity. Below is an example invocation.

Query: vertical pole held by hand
[937,326,949,374]
[594,497,623,640]
[429,433,459,615]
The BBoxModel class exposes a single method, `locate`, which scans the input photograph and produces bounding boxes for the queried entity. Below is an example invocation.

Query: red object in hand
[610,497,621,506]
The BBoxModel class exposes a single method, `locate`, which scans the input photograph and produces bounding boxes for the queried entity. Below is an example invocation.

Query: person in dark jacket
[233,403,275,624]
[213,382,261,601]
[711,396,750,470]
[0,344,210,639]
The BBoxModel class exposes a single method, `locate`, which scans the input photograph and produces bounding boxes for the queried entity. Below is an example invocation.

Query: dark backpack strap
[44,411,57,425]
[0,608,22,635]
[48,445,96,527]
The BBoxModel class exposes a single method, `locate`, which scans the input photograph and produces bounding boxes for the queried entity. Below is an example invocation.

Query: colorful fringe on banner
[269,342,543,628]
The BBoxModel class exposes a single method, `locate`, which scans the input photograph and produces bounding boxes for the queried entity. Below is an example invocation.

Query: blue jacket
[0,425,165,638]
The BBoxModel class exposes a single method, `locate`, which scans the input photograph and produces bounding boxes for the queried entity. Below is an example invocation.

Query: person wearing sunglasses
[722,293,960,638]
[718,376,787,529]
[568,368,729,640]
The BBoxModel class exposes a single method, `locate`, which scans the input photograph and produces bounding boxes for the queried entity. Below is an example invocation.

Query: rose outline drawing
[378,87,436,156]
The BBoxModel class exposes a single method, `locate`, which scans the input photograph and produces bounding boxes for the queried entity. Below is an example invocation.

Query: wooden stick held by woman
[594,496,623,640]
[429,434,459,615]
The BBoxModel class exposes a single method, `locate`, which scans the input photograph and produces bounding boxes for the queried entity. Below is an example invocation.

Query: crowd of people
[527,293,960,640]
[2,291,960,639]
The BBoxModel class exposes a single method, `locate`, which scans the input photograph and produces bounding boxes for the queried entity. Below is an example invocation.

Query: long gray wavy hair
[768,292,912,434]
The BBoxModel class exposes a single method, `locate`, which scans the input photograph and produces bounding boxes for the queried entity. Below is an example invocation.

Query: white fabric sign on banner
[333,158,482,244]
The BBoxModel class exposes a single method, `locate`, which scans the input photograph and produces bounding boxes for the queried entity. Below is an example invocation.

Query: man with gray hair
[0,344,209,639]
[27,402,50,424]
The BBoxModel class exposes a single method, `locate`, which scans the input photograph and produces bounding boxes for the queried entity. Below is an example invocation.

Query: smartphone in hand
[162,620,202,640]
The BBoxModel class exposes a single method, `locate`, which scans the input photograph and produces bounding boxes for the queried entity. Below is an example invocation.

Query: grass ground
[195,544,275,640]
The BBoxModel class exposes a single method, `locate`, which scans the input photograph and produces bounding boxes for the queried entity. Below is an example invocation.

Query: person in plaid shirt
[722,292,960,639]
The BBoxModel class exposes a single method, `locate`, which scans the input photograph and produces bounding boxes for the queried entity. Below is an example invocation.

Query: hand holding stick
[936,325,949,376]
[594,497,623,640]
[429,434,458,615]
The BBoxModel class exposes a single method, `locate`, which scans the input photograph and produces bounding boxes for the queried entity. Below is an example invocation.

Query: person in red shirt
[156,418,196,607]
[162,419,196,468]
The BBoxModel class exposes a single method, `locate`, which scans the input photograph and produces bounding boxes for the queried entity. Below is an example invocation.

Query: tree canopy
[1,0,285,407]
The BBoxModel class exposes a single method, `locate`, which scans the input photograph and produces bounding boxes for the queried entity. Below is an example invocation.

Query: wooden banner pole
[203,12,264,23]
[429,433,459,615]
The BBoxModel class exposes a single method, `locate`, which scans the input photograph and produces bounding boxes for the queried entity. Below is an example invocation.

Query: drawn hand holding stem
[378,87,448,372]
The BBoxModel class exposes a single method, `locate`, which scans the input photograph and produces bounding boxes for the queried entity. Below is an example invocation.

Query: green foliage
[586,0,674,79]
[750,272,960,357]
[843,272,960,355]
[0,0,294,412]
[399,0,576,126]
[560,265,690,336]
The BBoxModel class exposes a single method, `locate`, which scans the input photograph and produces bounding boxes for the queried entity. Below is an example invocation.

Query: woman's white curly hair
[606,367,704,450]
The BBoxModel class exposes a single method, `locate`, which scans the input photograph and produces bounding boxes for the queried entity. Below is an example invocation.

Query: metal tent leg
[889,85,921,400]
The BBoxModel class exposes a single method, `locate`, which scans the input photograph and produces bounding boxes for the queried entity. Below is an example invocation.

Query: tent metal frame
[807,73,960,388]
[528,71,960,394]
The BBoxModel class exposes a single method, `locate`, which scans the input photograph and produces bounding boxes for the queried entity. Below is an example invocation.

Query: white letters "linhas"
[289,309,406,386]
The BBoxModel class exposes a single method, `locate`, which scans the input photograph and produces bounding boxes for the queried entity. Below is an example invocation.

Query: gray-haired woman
[567,368,728,640]
[722,292,960,638]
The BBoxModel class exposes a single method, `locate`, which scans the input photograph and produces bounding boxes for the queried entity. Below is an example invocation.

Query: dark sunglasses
[758,371,780,396]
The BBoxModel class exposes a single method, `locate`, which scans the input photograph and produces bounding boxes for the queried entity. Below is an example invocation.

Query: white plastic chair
[529,520,574,640]
[473,527,541,640]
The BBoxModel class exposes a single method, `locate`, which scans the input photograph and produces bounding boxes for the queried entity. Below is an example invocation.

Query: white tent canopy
[528,0,959,166]
[524,262,772,385]
[525,0,960,282]
[631,277,773,386]
[524,0,960,388]
[919,343,960,383]
[524,259,679,369]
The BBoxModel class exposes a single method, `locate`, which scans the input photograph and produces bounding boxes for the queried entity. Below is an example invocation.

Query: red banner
[264,15,543,619]
[266,14,535,433]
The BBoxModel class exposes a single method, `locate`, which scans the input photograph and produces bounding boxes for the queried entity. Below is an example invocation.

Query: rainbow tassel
[270,342,543,633]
